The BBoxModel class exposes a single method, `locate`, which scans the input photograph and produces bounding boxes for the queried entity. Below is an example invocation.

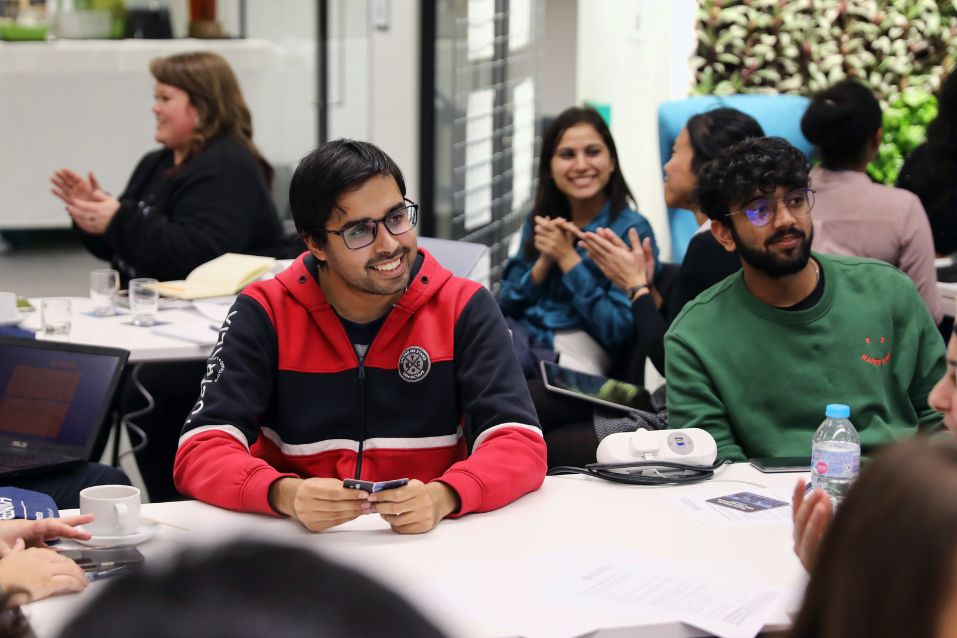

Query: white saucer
[75,520,157,547]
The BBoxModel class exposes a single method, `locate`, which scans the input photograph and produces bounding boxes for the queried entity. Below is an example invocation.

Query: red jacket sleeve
[439,288,547,514]
[173,295,295,515]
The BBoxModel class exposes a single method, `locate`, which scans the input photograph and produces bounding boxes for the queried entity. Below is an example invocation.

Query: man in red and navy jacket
[173,140,547,533]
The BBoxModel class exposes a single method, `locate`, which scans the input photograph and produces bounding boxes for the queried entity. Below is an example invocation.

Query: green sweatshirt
[665,253,945,462]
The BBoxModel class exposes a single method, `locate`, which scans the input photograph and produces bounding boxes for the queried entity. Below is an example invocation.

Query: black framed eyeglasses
[323,199,419,250]
[727,188,816,228]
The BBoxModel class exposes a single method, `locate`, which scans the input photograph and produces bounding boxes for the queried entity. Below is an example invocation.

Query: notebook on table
[0,337,128,480]
[153,253,276,300]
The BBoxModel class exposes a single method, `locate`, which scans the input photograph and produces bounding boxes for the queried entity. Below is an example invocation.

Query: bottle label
[811,446,860,480]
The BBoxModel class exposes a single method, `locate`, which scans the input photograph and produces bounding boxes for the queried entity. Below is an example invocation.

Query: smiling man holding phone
[173,140,546,534]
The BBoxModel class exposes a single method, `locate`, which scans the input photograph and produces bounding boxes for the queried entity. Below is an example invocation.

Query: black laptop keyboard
[0,450,74,469]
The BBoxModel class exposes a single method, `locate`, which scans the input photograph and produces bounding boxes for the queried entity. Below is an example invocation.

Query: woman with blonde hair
[50,52,292,502]
[50,51,288,283]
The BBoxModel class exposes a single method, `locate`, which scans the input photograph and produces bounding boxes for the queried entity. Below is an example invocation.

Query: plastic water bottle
[810,404,860,506]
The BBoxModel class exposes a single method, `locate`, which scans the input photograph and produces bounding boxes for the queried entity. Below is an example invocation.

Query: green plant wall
[693,0,957,183]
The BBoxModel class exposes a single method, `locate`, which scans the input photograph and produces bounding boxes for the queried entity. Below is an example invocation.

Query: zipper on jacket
[354,353,367,480]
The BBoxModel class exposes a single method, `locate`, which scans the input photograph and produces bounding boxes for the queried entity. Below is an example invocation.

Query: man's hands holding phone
[269,477,460,534]
[368,479,460,535]
[269,478,372,532]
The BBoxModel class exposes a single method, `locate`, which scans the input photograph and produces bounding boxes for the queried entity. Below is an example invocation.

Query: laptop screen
[0,337,128,457]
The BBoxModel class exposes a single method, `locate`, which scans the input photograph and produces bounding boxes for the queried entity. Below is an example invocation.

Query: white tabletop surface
[19,248,480,363]
[24,465,808,638]
[22,297,219,363]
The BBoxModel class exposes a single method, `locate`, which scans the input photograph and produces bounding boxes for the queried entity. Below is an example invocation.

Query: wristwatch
[627,283,649,301]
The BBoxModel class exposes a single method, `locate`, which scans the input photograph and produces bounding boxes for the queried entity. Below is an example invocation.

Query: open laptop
[0,336,128,479]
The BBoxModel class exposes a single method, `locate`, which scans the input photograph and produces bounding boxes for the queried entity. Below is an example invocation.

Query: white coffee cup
[0,292,19,323]
[79,484,141,537]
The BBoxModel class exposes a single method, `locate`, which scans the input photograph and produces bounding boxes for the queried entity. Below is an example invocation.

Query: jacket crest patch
[398,346,430,382]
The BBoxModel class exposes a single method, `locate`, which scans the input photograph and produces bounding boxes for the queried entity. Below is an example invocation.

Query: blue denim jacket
[498,203,659,352]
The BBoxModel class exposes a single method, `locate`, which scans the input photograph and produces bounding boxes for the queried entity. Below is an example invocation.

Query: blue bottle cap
[825,403,851,418]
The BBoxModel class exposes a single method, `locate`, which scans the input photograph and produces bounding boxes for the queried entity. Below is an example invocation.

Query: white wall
[326,0,372,141]
[324,0,420,198]
[541,0,577,116]
[368,0,420,200]
[575,0,697,260]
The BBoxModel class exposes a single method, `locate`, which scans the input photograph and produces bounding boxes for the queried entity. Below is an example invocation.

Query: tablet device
[58,546,145,571]
[540,361,653,413]
[749,457,811,473]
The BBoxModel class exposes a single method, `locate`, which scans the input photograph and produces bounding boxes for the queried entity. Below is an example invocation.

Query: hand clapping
[579,227,656,296]
[50,168,121,235]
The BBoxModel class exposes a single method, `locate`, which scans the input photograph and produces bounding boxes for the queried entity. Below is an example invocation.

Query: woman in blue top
[499,106,658,376]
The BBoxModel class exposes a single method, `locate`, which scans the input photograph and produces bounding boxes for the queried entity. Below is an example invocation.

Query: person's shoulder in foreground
[173,139,546,533]
[664,136,944,462]
[791,436,957,638]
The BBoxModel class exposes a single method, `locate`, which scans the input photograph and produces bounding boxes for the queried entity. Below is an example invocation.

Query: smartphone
[749,457,811,473]
[342,478,410,493]
[57,546,145,573]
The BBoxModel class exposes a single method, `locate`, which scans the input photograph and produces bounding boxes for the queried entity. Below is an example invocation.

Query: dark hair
[57,541,446,638]
[0,588,31,638]
[524,106,635,258]
[800,80,882,169]
[686,108,765,175]
[695,136,810,226]
[150,51,274,186]
[790,438,957,638]
[289,139,406,247]
[897,71,957,234]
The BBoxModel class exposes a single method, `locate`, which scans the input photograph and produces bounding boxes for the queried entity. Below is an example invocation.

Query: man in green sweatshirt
[665,137,944,462]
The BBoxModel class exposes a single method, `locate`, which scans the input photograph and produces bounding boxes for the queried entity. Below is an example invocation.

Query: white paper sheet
[671,487,794,527]
[409,546,784,638]
[191,298,235,324]
[464,88,495,231]
[511,78,536,213]
[151,322,219,346]
[548,556,782,638]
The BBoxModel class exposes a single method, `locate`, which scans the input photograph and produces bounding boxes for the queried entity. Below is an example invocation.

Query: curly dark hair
[694,136,809,226]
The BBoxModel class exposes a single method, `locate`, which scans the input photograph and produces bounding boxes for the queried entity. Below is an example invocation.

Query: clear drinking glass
[89,268,119,317]
[129,278,159,327]
[40,298,72,335]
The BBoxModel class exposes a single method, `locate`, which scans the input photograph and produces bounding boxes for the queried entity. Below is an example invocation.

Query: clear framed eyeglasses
[324,199,419,250]
[728,188,815,228]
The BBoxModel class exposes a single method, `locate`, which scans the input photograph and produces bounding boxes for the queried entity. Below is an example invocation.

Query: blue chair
[658,94,813,262]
